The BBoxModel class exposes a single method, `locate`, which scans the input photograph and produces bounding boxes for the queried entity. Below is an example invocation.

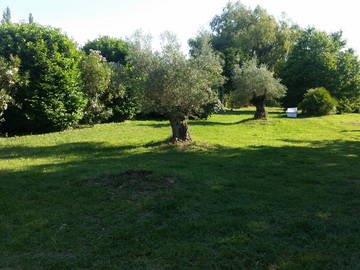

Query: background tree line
[0,1,359,140]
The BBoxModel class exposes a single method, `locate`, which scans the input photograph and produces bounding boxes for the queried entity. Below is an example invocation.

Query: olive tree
[142,32,224,142]
[209,1,297,93]
[232,58,286,119]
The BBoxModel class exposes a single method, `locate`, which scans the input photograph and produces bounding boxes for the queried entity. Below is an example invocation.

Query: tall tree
[231,58,287,119]
[209,1,296,93]
[1,7,11,24]
[28,13,34,24]
[280,28,360,107]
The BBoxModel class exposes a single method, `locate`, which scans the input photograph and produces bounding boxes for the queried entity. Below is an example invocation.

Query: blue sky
[1,0,359,54]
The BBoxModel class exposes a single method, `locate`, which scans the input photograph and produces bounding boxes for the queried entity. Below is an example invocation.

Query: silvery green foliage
[144,32,224,119]
[0,56,21,123]
[232,58,287,106]
[125,30,156,111]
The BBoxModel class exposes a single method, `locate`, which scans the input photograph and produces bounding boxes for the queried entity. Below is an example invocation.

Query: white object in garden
[286,107,297,118]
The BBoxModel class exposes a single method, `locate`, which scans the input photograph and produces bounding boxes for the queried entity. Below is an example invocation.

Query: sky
[1,0,360,55]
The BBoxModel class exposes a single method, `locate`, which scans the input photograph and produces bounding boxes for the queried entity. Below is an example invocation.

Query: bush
[107,62,140,122]
[0,23,84,133]
[80,50,112,124]
[109,94,139,122]
[82,36,129,64]
[337,97,360,113]
[190,99,224,119]
[224,92,242,109]
[299,87,337,116]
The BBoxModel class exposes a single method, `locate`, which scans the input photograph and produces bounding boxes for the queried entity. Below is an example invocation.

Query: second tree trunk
[251,95,267,119]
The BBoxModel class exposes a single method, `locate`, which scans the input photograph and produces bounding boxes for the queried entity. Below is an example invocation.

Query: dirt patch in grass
[87,170,177,195]
[349,179,360,184]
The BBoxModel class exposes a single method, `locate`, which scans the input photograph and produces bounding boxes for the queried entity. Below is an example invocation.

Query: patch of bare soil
[87,170,177,195]
[350,179,360,184]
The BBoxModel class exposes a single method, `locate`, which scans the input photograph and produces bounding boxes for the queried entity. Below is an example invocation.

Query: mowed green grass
[1,108,360,269]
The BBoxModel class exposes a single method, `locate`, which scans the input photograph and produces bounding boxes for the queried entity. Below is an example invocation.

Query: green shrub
[80,50,113,124]
[337,97,360,113]
[299,87,337,116]
[0,23,84,133]
[109,94,139,122]
[106,62,140,122]
[190,99,224,120]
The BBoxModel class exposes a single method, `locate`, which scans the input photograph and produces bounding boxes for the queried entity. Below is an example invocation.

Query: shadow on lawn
[217,109,282,116]
[137,117,269,128]
[1,139,360,268]
[1,138,359,191]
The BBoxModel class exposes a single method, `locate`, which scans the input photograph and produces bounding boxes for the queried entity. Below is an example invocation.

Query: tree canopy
[207,1,296,94]
[82,36,129,64]
[280,28,360,107]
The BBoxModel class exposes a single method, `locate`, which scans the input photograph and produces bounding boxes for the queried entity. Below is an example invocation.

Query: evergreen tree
[28,13,34,24]
[1,7,11,24]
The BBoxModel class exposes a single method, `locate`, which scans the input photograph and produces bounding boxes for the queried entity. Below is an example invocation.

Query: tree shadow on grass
[341,130,360,133]
[218,109,283,116]
[189,117,255,126]
[137,117,259,128]
[1,139,360,269]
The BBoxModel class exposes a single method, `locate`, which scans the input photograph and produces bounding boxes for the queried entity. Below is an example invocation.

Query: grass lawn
[1,108,360,269]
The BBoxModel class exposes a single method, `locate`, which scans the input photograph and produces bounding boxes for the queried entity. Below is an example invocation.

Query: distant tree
[231,58,287,119]
[138,32,224,142]
[83,36,129,64]
[280,28,360,107]
[80,50,113,124]
[107,62,139,122]
[209,1,296,93]
[28,13,34,24]
[0,23,85,133]
[1,7,11,24]
[188,29,213,57]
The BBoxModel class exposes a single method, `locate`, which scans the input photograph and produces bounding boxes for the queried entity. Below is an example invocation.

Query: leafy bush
[224,92,242,109]
[80,50,113,124]
[109,94,139,122]
[191,99,224,119]
[337,97,360,113]
[82,36,129,64]
[0,23,84,133]
[299,87,337,116]
[107,62,140,122]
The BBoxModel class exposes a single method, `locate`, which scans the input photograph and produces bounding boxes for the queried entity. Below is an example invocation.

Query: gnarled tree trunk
[251,95,267,119]
[169,117,191,143]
